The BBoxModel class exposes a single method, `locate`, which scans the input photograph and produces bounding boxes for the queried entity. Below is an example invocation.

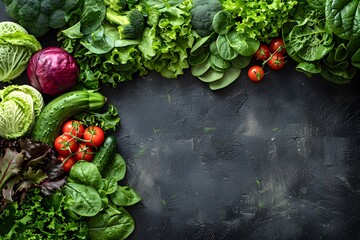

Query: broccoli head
[105,8,145,39]
[3,0,77,37]
[190,0,222,37]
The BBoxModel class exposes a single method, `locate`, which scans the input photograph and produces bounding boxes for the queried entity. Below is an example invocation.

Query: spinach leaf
[231,55,252,69]
[190,58,211,77]
[212,10,234,35]
[80,24,118,54]
[289,19,334,61]
[69,161,104,191]
[325,0,360,40]
[87,207,135,240]
[216,35,238,61]
[63,183,103,217]
[198,69,224,83]
[295,61,321,78]
[209,66,241,90]
[351,48,360,68]
[226,31,260,57]
[104,153,127,181]
[110,186,142,207]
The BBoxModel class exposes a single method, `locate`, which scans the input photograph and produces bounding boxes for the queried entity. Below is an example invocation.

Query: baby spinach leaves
[189,10,259,90]
[63,152,140,240]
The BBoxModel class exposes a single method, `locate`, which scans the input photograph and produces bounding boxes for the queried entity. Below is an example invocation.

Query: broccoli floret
[190,0,222,37]
[105,8,145,39]
[3,0,77,37]
[104,0,127,12]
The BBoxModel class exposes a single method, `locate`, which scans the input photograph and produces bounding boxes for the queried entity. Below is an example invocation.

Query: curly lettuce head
[221,0,298,42]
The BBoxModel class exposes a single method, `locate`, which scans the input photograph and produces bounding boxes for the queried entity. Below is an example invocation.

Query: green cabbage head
[0,85,44,139]
[0,21,42,82]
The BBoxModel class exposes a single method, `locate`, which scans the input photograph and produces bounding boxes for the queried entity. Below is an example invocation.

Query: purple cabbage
[26,47,79,96]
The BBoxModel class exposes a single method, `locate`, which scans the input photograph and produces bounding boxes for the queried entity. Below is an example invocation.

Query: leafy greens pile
[59,0,195,89]
[282,0,360,84]
[0,138,65,209]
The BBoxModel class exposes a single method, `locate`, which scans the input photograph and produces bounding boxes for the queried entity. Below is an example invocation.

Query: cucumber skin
[92,135,117,176]
[31,90,106,145]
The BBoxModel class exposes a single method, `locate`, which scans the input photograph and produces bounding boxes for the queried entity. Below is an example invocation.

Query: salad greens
[0,21,42,83]
[0,188,88,239]
[220,0,298,42]
[0,138,65,208]
[64,158,140,240]
[59,0,195,88]
[282,0,360,84]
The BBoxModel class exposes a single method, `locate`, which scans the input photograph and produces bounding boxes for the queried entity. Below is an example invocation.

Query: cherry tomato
[254,44,271,61]
[62,120,85,138]
[267,52,286,70]
[270,38,286,55]
[83,126,105,147]
[74,143,95,161]
[62,157,76,173]
[54,134,78,156]
[248,65,265,82]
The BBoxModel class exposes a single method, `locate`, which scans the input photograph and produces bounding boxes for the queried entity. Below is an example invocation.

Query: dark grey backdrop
[2,3,360,240]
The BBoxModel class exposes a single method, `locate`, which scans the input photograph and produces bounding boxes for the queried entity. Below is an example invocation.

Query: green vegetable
[325,0,360,40]
[140,0,195,78]
[0,85,44,139]
[87,207,135,240]
[110,186,141,206]
[0,21,42,83]
[3,0,78,37]
[92,135,117,176]
[189,31,252,90]
[0,188,88,239]
[59,0,146,88]
[190,0,222,37]
[31,90,107,145]
[282,0,359,84]
[105,0,128,12]
[212,10,234,35]
[220,0,298,42]
[64,150,140,240]
[106,8,145,39]
[75,104,121,131]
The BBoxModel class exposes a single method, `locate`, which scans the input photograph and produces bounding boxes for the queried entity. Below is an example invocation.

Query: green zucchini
[92,135,117,176]
[31,90,106,145]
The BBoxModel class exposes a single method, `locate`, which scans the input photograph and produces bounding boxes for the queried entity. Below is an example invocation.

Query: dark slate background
[2,3,360,240]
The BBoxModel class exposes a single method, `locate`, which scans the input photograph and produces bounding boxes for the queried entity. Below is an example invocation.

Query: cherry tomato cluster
[54,120,105,172]
[248,38,287,82]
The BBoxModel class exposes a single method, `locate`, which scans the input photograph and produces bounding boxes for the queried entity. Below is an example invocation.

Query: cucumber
[31,90,106,145]
[92,135,117,176]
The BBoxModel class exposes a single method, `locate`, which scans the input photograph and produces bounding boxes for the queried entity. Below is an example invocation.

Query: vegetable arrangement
[2,0,360,239]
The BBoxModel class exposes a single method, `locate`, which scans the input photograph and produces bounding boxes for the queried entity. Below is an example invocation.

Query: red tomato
[74,143,95,161]
[267,52,286,70]
[54,134,78,156]
[83,126,105,147]
[62,157,76,173]
[248,65,265,82]
[270,38,286,54]
[62,120,85,138]
[254,44,271,60]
